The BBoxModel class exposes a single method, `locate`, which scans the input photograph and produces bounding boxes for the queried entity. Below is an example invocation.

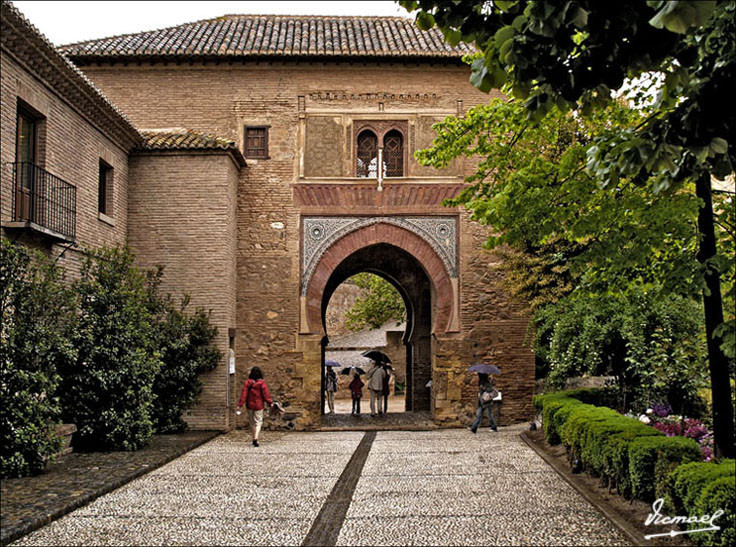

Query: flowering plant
[641,402,714,461]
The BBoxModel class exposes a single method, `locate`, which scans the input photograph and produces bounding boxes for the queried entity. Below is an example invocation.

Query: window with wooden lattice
[244,126,268,159]
[356,130,378,178]
[383,130,403,177]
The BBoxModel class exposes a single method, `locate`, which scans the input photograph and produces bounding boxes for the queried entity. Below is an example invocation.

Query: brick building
[1,2,534,431]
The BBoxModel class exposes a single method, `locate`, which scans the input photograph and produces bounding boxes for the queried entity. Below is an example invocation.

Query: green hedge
[664,460,735,547]
[628,435,701,501]
[535,389,701,502]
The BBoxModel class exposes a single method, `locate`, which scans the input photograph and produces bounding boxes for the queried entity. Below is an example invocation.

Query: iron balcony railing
[10,162,76,240]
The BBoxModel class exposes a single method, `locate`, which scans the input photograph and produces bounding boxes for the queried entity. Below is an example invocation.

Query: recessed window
[384,130,404,177]
[353,122,407,179]
[356,130,378,178]
[16,110,37,165]
[244,126,268,159]
[15,103,43,223]
[98,159,112,215]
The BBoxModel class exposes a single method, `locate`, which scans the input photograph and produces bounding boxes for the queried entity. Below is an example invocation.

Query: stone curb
[1,431,220,546]
[519,431,645,546]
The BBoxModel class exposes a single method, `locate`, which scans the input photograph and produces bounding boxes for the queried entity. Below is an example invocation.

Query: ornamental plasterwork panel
[301,216,458,294]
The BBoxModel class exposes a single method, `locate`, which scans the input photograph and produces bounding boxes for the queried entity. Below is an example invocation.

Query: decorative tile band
[302,216,457,294]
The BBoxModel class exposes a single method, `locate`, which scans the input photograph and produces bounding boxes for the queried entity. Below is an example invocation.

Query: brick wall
[0,50,129,274]
[127,151,239,430]
[79,60,534,429]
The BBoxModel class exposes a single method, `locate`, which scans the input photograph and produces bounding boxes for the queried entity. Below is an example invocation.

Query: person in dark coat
[237,366,276,447]
[349,373,364,416]
[469,372,498,433]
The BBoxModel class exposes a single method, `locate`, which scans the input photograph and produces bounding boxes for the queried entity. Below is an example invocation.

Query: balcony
[4,162,76,242]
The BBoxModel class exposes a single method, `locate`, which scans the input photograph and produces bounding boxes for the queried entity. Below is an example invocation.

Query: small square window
[98,159,112,215]
[244,126,268,159]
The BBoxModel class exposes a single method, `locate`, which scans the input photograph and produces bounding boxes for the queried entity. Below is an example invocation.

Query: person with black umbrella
[367,359,387,417]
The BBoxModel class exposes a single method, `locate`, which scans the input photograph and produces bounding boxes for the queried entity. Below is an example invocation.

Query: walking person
[237,366,276,447]
[470,372,498,433]
[349,372,364,415]
[324,365,338,414]
[367,361,387,416]
[381,363,391,414]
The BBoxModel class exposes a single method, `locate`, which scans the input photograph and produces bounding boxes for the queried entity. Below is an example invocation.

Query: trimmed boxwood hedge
[536,390,733,546]
[534,390,701,502]
[664,460,735,547]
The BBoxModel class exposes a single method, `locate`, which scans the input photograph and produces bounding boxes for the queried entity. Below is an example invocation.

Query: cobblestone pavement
[10,426,630,546]
[1,431,218,546]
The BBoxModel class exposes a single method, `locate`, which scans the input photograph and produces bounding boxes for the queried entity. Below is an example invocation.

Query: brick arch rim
[304,222,455,336]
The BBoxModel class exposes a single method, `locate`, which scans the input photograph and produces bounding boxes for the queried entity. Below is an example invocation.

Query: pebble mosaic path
[10,425,630,546]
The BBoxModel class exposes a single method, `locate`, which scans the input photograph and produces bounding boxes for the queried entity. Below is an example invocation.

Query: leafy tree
[345,273,406,331]
[58,247,161,451]
[489,238,581,314]
[419,100,704,299]
[145,270,221,434]
[403,0,735,457]
[1,241,75,477]
[535,289,708,417]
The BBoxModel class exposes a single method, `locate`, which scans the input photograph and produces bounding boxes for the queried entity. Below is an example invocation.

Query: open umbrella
[324,360,341,367]
[468,363,501,375]
[340,367,366,375]
[361,349,392,364]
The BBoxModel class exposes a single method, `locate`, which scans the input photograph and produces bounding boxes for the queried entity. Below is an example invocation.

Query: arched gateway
[300,218,460,412]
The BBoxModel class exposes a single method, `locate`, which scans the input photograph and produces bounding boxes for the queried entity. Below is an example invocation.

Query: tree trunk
[695,172,735,459]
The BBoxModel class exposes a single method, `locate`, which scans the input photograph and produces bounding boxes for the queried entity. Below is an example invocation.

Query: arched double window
[355,127,404,178]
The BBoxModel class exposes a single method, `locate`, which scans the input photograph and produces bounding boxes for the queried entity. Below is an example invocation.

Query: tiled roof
[1,1,141,148]
[60,15,473,61]
[139,129,246,167]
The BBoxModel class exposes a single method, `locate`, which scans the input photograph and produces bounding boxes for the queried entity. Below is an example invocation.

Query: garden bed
[524,427,693,546]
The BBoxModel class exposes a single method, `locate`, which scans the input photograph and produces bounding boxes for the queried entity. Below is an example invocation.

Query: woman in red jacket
[237,366,275,447]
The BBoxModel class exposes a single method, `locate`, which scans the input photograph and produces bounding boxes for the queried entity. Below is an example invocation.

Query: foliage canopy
[345,273,406,331]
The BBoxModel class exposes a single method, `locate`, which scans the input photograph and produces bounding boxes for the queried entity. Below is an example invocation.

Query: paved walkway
[8,425,629,546]
[1,431,218,546]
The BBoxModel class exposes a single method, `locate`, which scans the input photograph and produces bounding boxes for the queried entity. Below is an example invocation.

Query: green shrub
[535,389,703,502]
[666,460,735,513]
[1,241,75,477]
[629,435,701,502]
[561,403,620,459]
[664,460,735,547]
[693,476,735,547]
[543,398,580,445]
[150,292,220,434]
[59,247,161,451]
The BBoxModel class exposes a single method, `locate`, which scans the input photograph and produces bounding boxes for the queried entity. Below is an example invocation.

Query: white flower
[639,415,651,424]
[646,408,653,414]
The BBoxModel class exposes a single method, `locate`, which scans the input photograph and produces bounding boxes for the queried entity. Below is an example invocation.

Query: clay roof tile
[59,14,473,61]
